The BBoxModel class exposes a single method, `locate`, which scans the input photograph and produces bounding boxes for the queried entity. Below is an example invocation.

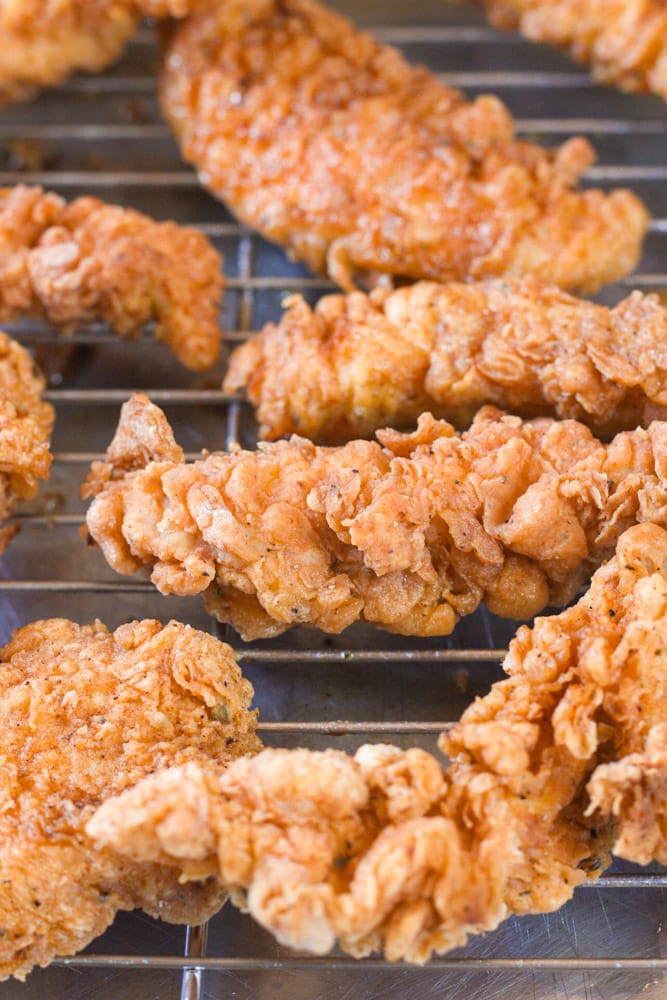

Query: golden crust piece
[0,185,224,370]
[82,392,667,640]
[0,616,259,981]
[226,280,667,443]
[88,523,667,962]
[160,0,647,294]
[485,0,667,101]
[0,331,53,551]
[0,1,204,105]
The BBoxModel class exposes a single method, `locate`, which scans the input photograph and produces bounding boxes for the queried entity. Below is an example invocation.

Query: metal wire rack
[1,2,666,998]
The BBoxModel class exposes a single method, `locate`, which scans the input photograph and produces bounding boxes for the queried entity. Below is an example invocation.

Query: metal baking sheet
[0,2,666,998]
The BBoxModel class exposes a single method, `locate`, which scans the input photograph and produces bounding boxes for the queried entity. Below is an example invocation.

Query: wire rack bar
[50,452,210,462]
[129,23,632,47]
[128,25,536,45]
[43,388,231,404]
[257,720,454,733]
[132,25,539,46]
[50,70,595,96]
[52,955,667,971]
[45,271,667,299]
[5,329,252,345]
[233,647,505,663]
[373,26,536,42]
[3,119,667,141]
[6,164,667,187]
[181,924,209,1000]
[0,580,155,592]
[618,274,667,286]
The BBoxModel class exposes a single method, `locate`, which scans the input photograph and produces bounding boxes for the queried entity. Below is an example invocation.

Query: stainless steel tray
[1,2,666,998]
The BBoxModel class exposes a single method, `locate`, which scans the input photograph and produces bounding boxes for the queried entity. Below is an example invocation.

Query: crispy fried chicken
[0,1,203,105]
[82,392,667,640]
[225,279,667,443]
[159,0,647,294]
[0,616,259,980]
[0,331,53,551]
[88,522,667,961]
[0,185,224,370]
[484,0,667,101]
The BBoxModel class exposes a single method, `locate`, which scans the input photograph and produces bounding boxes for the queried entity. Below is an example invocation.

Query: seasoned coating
[449,521,667,879]
[160,0,647,295]
[83,392,667,640]
[0,616,259,981]
[484,0,667,101]
[0,331,53,551]
[0,1,204,106]
[88,523,667,961]
[226,280,667,443]
[0,186,224,370]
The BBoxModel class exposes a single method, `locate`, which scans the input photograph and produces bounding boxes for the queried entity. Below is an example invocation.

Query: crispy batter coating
[484,0,667,101]
[0,616,259,980]
[0,186,224,370]
[0,1,204,105]
[82,392,667,640]
[160,0,647,295]
[88,523,667,961]
[0,331,53,551]
[226,280,667,443]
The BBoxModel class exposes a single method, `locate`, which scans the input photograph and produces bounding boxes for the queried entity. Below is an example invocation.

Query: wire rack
[1,2,667,998]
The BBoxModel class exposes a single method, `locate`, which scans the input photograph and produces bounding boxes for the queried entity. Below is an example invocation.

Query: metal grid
[1,2,666,998]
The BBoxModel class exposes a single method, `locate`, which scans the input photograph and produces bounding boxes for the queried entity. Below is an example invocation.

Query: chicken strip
[0,1,204,106]
[0,331,53,551]
[0,616,259,981]
[82,391,667,640]
[225,279,667,443]
[88,522,667,961]
[0,183,225,368]
[159,0,647,294]
[0,185,224,370]
[484,1,667,101]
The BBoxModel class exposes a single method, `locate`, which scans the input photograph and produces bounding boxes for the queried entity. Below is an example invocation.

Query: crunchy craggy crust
[83,392,667,640]
[88,523,667,962]
[485,0,667,101]
[0,616,259,981]
[0,1,204,105]
[0,331,53,551]
[225,279,667,443]
[160,0,648,294]
[0,185,224,370]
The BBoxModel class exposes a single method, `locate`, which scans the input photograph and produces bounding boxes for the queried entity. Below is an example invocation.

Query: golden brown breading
[0,616,259,981]
[0,331,53,551]
[447,520,667,879]
[0,185,224,370]
[0,330,53,439]
[0,1,203,106]
[160,0,647,294]
[81,392,667,640]
[586,726,667,865]
[484,0,667,101]
[225,280,667,443]
[88,523,667,962]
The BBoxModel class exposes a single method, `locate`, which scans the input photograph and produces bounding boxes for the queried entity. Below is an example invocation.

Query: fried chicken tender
[225,280,667,443]
[0,331,53,551]
[0,1,204,106]
[88,523,667,961]
[0,616,259,981]
[0,185,224,370]
[484,1,667,101]
[159,0,647,295]
[82,391,667,640]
